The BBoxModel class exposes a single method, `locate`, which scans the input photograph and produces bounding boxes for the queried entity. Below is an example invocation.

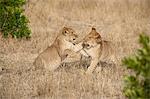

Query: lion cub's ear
[96,35,102,44]
[91,28,102,44]
[92,27,96,31]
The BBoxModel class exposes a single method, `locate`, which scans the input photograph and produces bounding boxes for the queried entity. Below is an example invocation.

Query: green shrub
[0,0,31,38]
[122,34,150,99]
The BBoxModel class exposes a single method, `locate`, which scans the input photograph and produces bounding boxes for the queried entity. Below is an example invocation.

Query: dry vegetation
[0,0,150,99]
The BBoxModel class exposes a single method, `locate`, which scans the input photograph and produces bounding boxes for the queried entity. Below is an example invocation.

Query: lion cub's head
[82,28,102,49]
[62,27,78,44]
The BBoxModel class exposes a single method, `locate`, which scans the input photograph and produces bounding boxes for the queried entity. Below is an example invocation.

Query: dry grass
[0,0,150,99]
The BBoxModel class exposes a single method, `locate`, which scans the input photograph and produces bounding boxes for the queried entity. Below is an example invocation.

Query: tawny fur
[82,28,116,74]
[34,27,81,71]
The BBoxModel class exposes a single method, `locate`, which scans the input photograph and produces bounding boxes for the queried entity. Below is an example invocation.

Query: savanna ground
[0,0,150,99]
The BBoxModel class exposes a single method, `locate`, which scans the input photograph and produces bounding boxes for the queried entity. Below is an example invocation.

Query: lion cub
[82,28,116,74]
[34,27,80,71]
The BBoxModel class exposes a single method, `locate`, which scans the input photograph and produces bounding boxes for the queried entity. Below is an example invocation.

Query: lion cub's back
[34,46,61,71]
[100,41,116,63]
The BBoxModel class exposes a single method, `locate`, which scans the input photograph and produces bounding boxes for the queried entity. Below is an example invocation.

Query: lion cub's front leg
[86,58,99,74]
[62,49,81,63]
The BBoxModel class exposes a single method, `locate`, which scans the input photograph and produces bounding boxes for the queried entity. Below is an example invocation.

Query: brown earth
[0,0,150,99]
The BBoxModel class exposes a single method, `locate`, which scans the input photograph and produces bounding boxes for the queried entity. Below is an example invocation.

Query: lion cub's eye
[65,31,67,33]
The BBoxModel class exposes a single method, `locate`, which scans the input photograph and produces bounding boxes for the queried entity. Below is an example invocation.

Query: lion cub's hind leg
[33,56,45,70]
[34,46,62,72]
